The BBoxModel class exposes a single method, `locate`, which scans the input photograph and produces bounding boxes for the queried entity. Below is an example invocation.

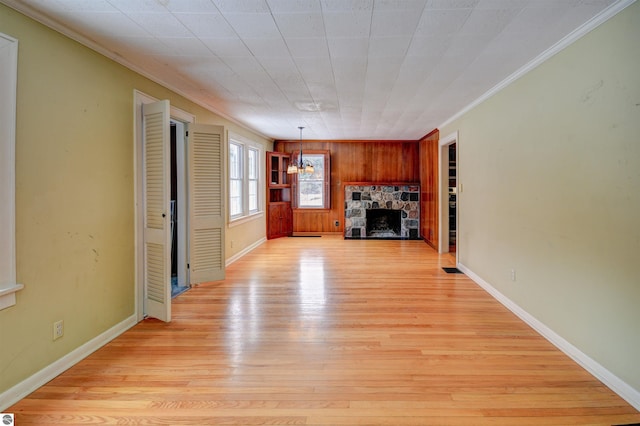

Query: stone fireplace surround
[344,183,420,239]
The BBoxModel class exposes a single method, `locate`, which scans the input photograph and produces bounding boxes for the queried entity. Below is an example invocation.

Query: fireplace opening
[366,209,401,238]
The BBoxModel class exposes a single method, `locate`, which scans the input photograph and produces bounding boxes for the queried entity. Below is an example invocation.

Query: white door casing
[142,100,171,322]
[187,123,225,284]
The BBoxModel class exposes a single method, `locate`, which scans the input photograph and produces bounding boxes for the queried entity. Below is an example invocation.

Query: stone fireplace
[344,184,420,239]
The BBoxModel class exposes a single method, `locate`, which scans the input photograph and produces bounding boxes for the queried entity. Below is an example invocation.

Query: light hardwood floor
[9,235,640,425]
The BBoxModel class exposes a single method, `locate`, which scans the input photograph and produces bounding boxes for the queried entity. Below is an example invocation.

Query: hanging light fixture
[287,126,314,175]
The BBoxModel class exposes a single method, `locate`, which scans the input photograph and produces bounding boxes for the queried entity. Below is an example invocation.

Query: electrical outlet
[510,269,517,282]
[230,240,234,248]
[53,320,64,340]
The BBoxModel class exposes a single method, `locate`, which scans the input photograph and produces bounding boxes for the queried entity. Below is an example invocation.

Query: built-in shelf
[266,152,293,239]
[0,283,24,310]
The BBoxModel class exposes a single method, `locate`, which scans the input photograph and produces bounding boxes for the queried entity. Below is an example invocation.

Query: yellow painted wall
[441,3,640,392]
[0,4,271,394]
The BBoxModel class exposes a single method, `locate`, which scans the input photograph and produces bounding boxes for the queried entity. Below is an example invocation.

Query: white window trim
[228,133,264,225]
[0,33,23,311]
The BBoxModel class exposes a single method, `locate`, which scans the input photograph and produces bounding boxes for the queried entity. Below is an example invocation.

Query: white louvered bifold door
[142,100,171,322]
[187,124,225,284]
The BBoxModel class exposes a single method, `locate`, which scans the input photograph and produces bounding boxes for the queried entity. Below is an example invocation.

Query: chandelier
[287,126,314,175]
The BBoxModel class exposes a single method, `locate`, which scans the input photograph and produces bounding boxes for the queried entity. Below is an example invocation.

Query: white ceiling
[2,0,619,140]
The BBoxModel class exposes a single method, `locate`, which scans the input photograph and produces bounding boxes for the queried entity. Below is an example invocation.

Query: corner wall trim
[457,263,640,411]
[226,237,266,267]
[0,314,138,411]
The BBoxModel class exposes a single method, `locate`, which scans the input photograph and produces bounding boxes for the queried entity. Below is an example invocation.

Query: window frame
[228,133,263,224]
[0,33,22,311]
[292,150,330,210]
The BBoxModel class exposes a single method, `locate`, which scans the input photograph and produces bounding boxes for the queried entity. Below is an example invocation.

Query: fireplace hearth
[345,184,420,240]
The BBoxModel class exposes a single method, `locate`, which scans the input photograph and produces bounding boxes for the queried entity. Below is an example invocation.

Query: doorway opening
[170,121,188,298]
[448,143,457,253]
[438,132,458,262]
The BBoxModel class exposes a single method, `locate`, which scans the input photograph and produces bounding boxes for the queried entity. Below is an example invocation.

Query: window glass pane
[230,179,242,216]
[229,143,242,179]
[248,148,258,212]
[299,181,323,207]
[249,181,258,211]
[298,154,324,208]
[248,148,257,179]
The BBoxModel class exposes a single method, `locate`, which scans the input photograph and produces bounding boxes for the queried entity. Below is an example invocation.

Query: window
[228,134,262,221]
[295,150,330,209]
[229,142,243,217]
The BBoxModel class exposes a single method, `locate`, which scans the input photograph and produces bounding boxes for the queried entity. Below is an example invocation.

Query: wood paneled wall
[419,130,439,249]
[273,140,420,234]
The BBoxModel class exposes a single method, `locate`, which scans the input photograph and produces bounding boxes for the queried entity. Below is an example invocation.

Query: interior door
[142,100,171,322]
[187,123,225,284]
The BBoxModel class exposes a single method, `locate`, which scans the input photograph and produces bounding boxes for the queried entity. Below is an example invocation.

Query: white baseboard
[0,314,137,411]
[226,237,266,267]
[457,263,640,411]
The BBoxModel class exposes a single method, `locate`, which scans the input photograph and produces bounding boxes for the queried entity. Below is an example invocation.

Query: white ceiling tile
[502,6,568,34]
[182,56,235,79]
[211,0,270,13]
[323,11,372,38]
[107,0,167,12]
[406,35,452,58]
[267,0,321,13]
[332,57,368,82]
[173,13,236,38]
[476,0,528,8]
[125,12,192,38]
[108,36,169,56]
[374,0,427,11]
[320,0,373,12]
[371,9,423,37]
[444,33,494,57]
[327,37,369,58]
[201,37,253,57]
[368,36,412,58]
[273,12,325,38]
[222,56,265,77]
[294,56,335,85]
[425,0,479,9]
[223,13,281,38]
[165,0,220,13]
[55,0,116,12]
[460,8,521,36]
[415,8,473,36]
[285,37,330,58]
[243,37,290,57]
[155,37,213,57]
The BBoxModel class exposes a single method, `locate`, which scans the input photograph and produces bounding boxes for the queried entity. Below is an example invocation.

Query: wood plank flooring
[8,235,640,425]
